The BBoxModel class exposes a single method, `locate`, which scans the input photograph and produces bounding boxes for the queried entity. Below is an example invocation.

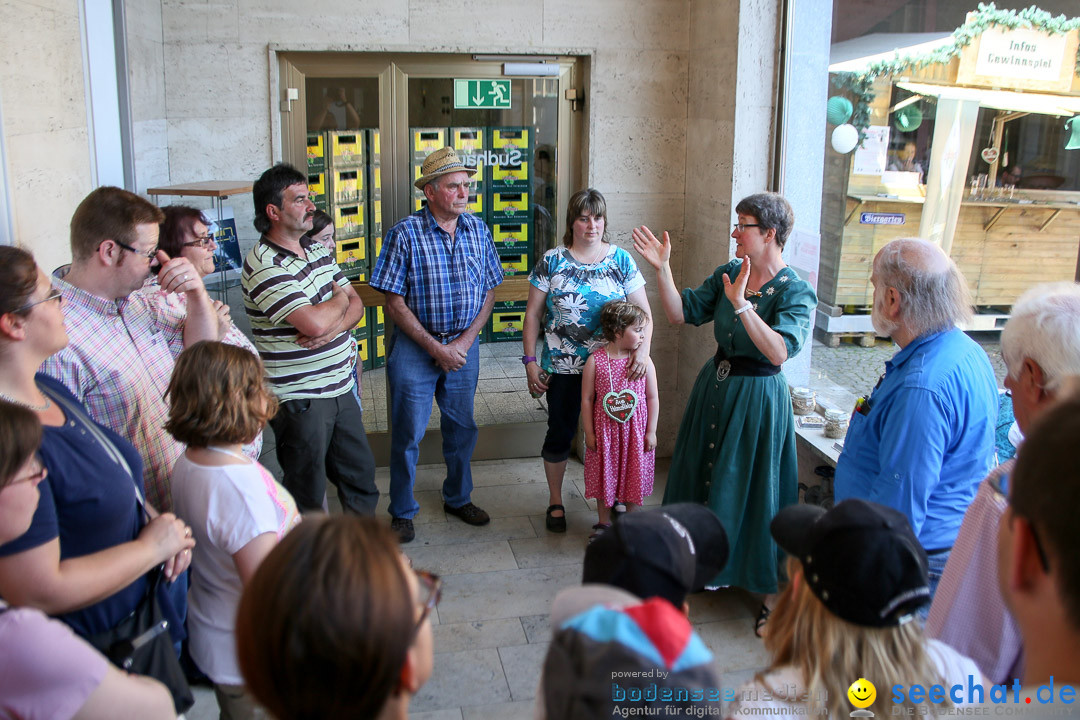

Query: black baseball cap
[582,504,729,608]
[770,499,930,627]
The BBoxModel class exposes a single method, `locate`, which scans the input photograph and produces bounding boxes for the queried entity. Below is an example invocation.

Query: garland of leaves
[832,3,1080,138]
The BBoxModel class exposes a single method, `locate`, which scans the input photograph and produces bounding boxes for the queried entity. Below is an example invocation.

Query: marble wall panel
[408,0,543,47]
[163,42,268,119]
[8,126,92,272]
[2,0,87,137]
[162,0,240,43]
[126,0,163,43]
[543,0,689,50]
[132,119,171,193]
[234,0,409,45]
[589,115,685,196]
[128,34,168,122]
[589,49,688,121]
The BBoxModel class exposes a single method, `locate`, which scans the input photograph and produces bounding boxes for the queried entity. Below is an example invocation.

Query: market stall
[817,6,1080,343]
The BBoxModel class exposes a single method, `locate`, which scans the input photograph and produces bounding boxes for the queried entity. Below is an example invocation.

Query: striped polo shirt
[241,236,354,400]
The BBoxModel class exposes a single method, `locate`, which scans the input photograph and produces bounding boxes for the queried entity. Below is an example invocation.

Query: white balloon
[831,124,859,154]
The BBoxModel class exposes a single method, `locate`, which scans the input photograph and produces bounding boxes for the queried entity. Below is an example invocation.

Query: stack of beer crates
[487,127,533,344]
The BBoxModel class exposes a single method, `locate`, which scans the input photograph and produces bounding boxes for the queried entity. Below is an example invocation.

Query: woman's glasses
[183,234,216,249]
[732,223,761,232]
[16,287,63,313]
[413,569,442,635]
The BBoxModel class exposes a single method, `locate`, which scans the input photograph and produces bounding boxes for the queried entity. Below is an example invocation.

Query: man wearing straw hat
[371,147,504,544]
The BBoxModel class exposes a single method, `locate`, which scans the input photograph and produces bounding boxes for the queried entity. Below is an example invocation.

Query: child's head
[599,301,648,345]
[0,401,45,544]
[165,341,278,447]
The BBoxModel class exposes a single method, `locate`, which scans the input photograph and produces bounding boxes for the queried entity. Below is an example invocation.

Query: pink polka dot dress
[585,348,655,507]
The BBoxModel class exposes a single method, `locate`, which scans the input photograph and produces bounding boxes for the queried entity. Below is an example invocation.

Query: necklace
[602,349,638,424]
[573,241,607,266]
[206,445,251,463]
[0,389,51,412]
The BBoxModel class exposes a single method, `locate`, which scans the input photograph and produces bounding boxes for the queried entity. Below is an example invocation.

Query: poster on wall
[209,208,242,275]
[853,125,891,175]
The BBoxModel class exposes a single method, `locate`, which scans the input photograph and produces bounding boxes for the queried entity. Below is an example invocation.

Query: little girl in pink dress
[582,301,659,541]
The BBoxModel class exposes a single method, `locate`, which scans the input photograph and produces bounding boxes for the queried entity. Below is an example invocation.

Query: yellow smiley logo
[847,678,877,709]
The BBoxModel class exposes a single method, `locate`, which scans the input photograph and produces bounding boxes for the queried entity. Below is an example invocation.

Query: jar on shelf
[824,408,849,439]
[791,387,816,415]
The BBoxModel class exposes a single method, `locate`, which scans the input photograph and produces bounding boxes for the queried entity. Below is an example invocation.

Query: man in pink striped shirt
[40,187,219,512]
[927,282,1080,683]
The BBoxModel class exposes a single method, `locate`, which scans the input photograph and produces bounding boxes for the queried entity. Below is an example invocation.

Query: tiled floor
[185,456,768,719]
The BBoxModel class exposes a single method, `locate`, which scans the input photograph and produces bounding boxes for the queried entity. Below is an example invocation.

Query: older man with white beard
[834,238,998,604]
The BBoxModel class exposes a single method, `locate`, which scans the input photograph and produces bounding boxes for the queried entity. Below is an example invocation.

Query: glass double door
[278,52,580,462]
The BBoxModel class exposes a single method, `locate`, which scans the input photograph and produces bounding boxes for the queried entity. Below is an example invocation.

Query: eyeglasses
[113,240,158,260]
[16,287,63,313]
[10,462,47,486]
[989,472,1051,572]
[412,570,442,636]
[732,223,761,232]
[182,234,215,249]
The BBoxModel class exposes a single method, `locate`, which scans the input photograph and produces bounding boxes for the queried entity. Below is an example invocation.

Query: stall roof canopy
[895,81,1080,117]
[829,33,954,73]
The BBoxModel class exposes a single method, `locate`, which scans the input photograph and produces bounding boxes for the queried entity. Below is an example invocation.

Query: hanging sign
[958,25,1079,92]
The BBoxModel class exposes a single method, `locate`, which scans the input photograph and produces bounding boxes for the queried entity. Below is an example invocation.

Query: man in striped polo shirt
[371,147,504,544]
[242,163,377,515]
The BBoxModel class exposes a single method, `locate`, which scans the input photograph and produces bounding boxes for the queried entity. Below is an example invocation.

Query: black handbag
[85,569,194,714]
[43,385,194,714]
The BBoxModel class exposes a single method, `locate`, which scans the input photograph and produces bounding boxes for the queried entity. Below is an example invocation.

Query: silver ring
[182,273,188,282]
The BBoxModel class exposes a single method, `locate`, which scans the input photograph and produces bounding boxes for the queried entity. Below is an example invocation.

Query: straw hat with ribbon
[414,147,477,190]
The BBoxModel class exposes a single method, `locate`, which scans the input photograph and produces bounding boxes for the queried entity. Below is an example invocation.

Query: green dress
[662,260,816,594]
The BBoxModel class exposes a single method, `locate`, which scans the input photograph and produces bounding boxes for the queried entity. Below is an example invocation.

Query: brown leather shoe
[443,502,490,526]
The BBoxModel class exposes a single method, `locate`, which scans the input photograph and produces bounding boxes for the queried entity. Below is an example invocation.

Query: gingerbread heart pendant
[603,389,638,424]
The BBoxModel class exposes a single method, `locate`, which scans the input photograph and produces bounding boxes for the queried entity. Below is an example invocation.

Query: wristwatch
[521,355,537,365]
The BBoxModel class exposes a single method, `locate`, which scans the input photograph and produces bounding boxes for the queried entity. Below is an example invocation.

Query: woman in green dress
[631,192,815,632]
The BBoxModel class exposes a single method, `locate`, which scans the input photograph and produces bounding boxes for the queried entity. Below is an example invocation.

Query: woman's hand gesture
[722,255,751,308]
[631,226,671,271]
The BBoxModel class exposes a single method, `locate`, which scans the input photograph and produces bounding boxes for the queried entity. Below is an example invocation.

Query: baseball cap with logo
[770,498,930,627]
[582,504,728,608]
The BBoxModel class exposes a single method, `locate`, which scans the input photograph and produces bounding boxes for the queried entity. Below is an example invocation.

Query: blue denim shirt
[370,207,503,335]
[834,328,999,550]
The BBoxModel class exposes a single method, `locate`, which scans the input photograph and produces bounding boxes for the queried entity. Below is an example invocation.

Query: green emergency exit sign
[454,79,511,109]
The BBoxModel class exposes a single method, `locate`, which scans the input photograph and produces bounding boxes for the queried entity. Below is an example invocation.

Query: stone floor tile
[488,342,524,357]
[478,378,520,393]
[510,525,593,569]
[432,617,527,654]
[407,516,538,547]
[519,613,551,643]
[407,540,519,576]
[412,648,511,712]
[469,459,546,487]
[498,642,550,700]
[460,699,536,719]
[693,617,772,674]
[436,564,583,624]
[468,483,590,519]
[412,710,462,720]
[374,489,447,524]
[687,587,758,624]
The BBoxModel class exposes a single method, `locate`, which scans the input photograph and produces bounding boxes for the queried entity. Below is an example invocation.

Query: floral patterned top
[529,245,645,374]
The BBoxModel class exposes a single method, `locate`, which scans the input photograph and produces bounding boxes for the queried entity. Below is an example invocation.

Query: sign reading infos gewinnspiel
[957,25,1079,92]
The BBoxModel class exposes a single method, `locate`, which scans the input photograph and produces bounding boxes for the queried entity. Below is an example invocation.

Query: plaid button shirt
[370,207,503,335]
[40,268,186,512]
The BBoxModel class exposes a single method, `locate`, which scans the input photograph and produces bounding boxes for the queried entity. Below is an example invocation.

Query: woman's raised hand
[721,255,751,307]
[631,226,672,271]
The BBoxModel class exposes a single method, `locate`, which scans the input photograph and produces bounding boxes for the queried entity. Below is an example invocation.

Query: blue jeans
[387,330,480,519]
[919,548,951,622]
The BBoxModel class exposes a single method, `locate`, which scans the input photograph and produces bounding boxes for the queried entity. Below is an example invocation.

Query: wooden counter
[820,194,1080,308]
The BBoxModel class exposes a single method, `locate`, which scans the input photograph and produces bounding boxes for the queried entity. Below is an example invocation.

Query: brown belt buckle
[715,359,731,382]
